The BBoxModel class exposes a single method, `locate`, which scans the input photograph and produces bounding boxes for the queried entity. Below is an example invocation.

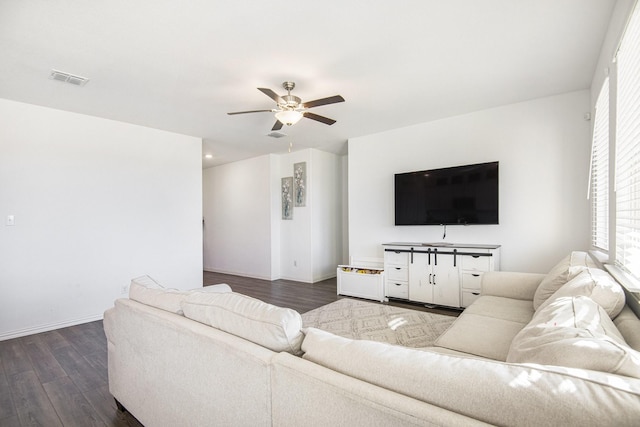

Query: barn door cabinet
[383,243,500,309]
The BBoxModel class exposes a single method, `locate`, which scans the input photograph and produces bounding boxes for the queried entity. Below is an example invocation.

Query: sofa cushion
[182,292,304,355]
[615,306,640,352]
[301,327,640,426]
[129,275,232,315]
[537,268,625,318]
[434,315,525,361]
[463,296,535,324]
[533,251,598,310]
[434,296,534,361]
[507,296,640,378]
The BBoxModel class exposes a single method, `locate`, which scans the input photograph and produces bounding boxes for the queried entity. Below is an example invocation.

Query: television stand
[383,243,500,309]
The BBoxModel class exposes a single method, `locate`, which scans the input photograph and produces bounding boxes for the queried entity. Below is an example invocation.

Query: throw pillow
[507,296,640,378]
[182,292,304,355]
[532,251,598,310]
[536,268,625,318]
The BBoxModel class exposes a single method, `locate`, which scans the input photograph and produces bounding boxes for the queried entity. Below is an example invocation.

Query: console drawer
[384,250,409,266]
[462,290,481,308]
[461,271,483,291]
[386,280,409,299]
[461,254,491,271]
[386,266,409,281]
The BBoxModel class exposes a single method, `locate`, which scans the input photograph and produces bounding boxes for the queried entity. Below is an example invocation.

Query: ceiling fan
[227,81,345,131]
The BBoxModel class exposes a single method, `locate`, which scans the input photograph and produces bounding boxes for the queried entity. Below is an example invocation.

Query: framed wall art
[293,162,306,207]
[281,176,293,220]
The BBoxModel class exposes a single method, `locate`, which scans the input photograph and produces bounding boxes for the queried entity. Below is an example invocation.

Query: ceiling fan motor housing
[281,95,301,110]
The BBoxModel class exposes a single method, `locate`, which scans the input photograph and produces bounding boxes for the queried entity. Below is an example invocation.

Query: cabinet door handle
[472,255,480,258]
[428,273,432,284]
[433,274,436,285]
[472,292,480,295]
[395,283,402,287]
[472,273,480,277]
[395,267,401,270]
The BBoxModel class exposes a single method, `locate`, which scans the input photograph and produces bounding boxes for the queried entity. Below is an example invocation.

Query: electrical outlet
[120,284,129,294]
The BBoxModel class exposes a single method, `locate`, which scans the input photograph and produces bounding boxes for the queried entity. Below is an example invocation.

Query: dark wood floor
[203,271,461,317]
[1,272,458,427]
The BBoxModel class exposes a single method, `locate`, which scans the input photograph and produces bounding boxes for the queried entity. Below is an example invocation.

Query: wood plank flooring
[0,320,142,427]
[1,272,458,427]
[203,271,461,317]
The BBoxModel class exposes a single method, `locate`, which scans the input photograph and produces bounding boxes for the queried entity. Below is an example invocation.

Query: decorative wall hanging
[293,162,306,207]
[282,177,293,220]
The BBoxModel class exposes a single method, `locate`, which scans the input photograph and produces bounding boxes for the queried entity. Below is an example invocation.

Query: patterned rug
[301,298,457,348]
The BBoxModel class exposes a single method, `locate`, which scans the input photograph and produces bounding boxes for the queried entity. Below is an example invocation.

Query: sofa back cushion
[129,275,232,315]
[182,292,304,355]
[536,268,625,318]
[507,296,640,378]
[301,327,640,426]
[533,251,598,310]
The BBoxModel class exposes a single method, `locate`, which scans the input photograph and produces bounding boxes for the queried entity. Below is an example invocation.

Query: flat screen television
[394,161,499,225]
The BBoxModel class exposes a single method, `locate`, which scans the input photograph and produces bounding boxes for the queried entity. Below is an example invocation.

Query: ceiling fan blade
[302,95,345,109]
[227,109,273,115]
[258,88,284,104]
[272,120,284,131]
[303,112,336,126]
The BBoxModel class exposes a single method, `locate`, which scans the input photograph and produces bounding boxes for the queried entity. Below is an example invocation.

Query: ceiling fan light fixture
[275,110,303,126]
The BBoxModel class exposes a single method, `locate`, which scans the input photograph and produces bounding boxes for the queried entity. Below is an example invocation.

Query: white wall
[203,148,342,282]
[348,91,592,273]
[273,148,343,282]
[311,149,342,281]
[591,0,635,102]
[278,150,313,282]
[0,98,202,340]
[202,155,274,279]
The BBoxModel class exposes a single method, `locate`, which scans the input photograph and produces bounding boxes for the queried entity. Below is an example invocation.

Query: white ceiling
[0,0,616,168]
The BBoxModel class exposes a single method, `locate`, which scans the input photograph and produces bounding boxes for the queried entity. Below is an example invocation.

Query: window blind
[591,79,609,250]
[615,2,640,279]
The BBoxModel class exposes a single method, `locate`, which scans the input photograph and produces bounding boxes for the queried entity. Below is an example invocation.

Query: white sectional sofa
[103,252,640,426]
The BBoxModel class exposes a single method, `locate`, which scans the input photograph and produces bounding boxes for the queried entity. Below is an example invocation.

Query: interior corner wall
[340,154,349,265]
[278,150,313,282]
[0,98,203,340]
[277,148,343,282]
[348,90,592,273]
[202,154,273,280]
[205,148,341,284]
[310,149,343,281]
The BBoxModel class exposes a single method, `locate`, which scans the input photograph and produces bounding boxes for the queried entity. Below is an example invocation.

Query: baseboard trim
[0,313,104,341]
[204,269,336,284]
[204,268,272,281]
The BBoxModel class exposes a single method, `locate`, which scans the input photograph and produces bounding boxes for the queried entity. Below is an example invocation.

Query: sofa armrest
[481,271,545,301]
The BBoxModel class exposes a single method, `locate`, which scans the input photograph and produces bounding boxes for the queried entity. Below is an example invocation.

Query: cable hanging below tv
[394,161,499,226]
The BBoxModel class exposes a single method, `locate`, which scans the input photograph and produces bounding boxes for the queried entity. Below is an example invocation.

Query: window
[615,2,640,279]
[590,78,609,251]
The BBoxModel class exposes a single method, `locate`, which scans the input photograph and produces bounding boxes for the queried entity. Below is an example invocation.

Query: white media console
[383,242,501,309]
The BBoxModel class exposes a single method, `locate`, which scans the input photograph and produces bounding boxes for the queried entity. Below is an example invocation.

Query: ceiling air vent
[267,132,287,139]
[49,69,90,86]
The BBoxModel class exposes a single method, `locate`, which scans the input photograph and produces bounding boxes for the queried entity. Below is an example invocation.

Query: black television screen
[394,161,499,225]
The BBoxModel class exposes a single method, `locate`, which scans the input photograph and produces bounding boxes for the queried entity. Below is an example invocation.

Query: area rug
[301,298,457,348]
